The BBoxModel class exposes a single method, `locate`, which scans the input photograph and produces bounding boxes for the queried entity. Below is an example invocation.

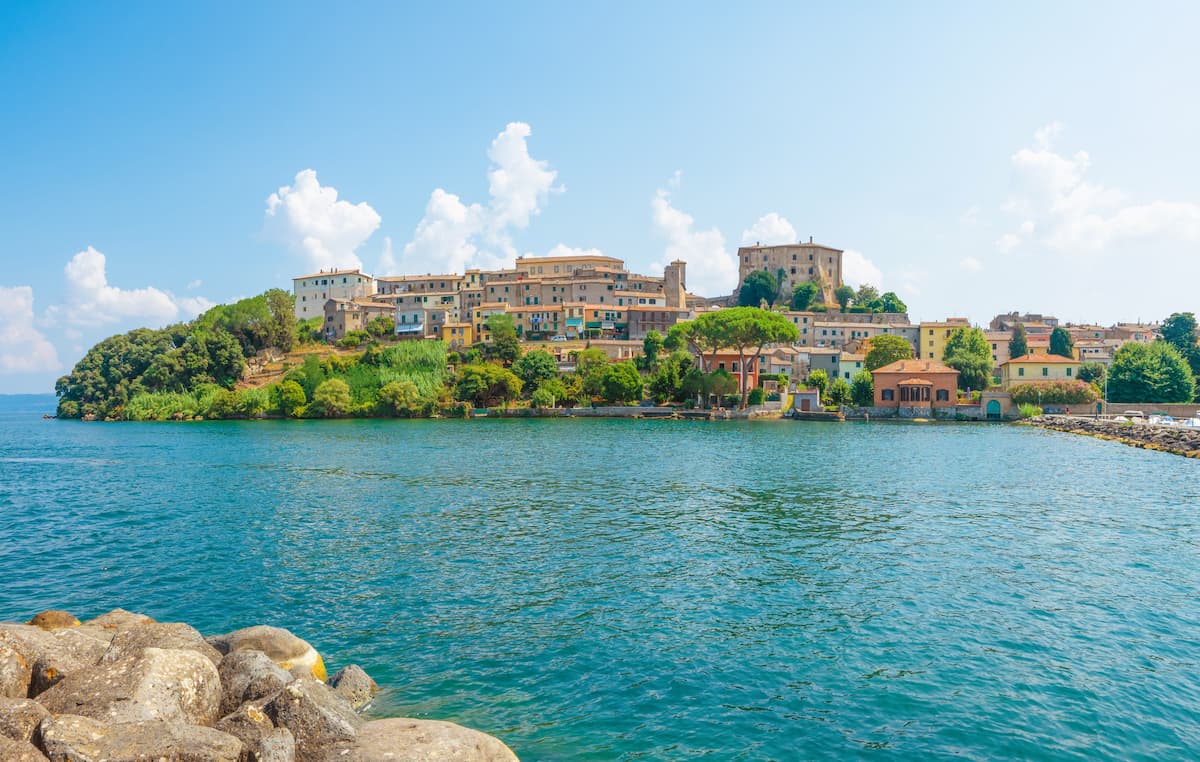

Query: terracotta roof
[898,377,934,386]
[872,359,959,375]
[1003,353,1080,364]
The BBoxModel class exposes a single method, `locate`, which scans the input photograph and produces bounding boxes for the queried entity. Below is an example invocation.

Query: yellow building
[1000,353,1083,389]
[918,318,971,361]
[440,322,473,349]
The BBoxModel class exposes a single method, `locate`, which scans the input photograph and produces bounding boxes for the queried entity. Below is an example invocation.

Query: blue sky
[3,1,1199,392]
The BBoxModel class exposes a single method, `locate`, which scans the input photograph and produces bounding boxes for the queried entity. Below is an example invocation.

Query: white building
[292,269,375,320]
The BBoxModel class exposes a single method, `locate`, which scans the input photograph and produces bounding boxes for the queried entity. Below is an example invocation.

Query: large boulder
[0,624,112,696]
[213,702,276,761]
[208,627,326,682]
[25,612,80,631]
[83,609,155,632]
[38,647,222,726]
[258,728,295,762]
[350,718,519,762]
[0,735,47,761]
[102,622,222,666]
[218,650,292,717]
[0,643,31,698]
[38,714,243,762]
[263,678,362,762]
[0,697,50,743]
[328,665,380,711]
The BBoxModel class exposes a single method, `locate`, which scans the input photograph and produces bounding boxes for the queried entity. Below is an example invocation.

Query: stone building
[293,269,375,320]
[735,240,842,305]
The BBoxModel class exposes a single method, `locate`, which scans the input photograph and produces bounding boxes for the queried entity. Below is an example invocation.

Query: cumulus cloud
[651,187,734,297]
[1001,123,1200,253]
[545,243,605,258]
[186,279,202,290]
[960,256,983,272]
[400,122,561,274]
[176,296,216,317]
[46,247,180,326]
[741,213,798,246]
[841,249,883,289]
[0,286,59,374]
[265,169,381,271]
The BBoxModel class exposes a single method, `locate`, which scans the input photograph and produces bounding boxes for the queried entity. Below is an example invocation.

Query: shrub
[748,387,765,405]
[531,387,556,408]
[1018,403,1043,419]
[850,370,874,407]
[1009,380,1098,405]
[310,378,352,417]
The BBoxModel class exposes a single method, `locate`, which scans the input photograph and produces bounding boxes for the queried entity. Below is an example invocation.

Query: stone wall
[1026,415,1200,458]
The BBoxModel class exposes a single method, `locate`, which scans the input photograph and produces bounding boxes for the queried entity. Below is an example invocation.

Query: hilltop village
[53,242,1199,422]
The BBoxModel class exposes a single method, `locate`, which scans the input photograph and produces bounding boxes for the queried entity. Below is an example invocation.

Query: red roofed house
[872,359,960,412]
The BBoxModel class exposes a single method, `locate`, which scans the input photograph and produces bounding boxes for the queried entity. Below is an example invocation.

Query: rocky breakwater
[1026,415,1200,458]
[0,608,518,761]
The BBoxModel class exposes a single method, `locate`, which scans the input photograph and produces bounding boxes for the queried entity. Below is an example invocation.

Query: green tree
[706,369,738,405]
[486,314,521,364]
[850,370,875,406]
[1077,361,1105,386]
[1049,327,1074,358]
[833,285,855,312]
[530,387,556,408]
[807,369,829,398]
[1161,312,1200,399]
[601,361,644,404]
[790,281,819,311]
[864,334,914,371]
[533,377,568,407]
[379,380,423,416]
[942,326,992,392]
[710,307,800,408]
[827,377,851,406]
[310,378,352,417]
[264,289,297,352]
[513,349,558,392]
[1009,323,1029,359]
[663,324,686,352]
[877,292,907,314]
[738,270,779,307]
[366,314,395,338]
[455,364,523,407]
[1107,341,1195,403]
[573,347,610,397]
[642,329,665,368]
[275,380,306,417]
[854,284,880,310]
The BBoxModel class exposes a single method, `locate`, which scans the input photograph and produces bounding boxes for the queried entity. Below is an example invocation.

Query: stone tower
[663,260,687,308]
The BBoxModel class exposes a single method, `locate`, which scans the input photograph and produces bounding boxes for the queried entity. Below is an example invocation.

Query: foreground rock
[208,626,327,682]
[1027,414,1200,457]
[39,714,243,762]
[2,609,520,761]
[38,647,221,725]
[352,718,519,761]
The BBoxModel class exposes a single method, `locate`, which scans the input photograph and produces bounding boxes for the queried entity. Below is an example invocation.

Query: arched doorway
[986,399,1001,420]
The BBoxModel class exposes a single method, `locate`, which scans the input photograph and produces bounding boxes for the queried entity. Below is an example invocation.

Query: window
[1018,367,1025,376]
[1066,367,1072,376]
[936,389,949,402]
[1043,367,1049,376]
[882,389,895,401]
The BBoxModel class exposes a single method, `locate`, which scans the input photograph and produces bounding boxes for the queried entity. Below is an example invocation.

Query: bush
[850,370,874,407]
[748,388,765,405]
[531,387,556,408]
[1018,403,1043,419]
[310,378,352,417]
[275,380,306,417]
[1009,380,1098,405]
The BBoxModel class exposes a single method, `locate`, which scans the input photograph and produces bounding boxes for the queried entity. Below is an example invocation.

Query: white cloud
[186,279,202,290]
[47,247,179,326]
[841,249,883,289]
[377,236,397,275]
[1001,123,1200,253]
[960,205,980,225]
[0,286,59,374]
[741,213,798,246]
[265,169,381,271]
[960,256,983,272]
[401,122,560,274]
[176,296,216,317]
[667,170,683,190]
[651,187,734,297]
[545,243,605,258]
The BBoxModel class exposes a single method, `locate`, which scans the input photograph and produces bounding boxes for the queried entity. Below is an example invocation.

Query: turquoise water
[2,394,1199,759]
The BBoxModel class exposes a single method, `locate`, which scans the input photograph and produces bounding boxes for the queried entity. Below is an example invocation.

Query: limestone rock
[214,702,275,761]
[263,678,362,762]
[0,623,111,696]
[218,650,293,717]
[0,643,31,698]
[103,622,223,666]
[208,626,326,681]
[25,612,80,631]
[0,697,50,743]
[350,718,519,762]
[258,727,296,762]
[38,647,221,726]
[38,714,243,762]
[329,665,380,710]
[83,608,156,631]
[0,735,48,761]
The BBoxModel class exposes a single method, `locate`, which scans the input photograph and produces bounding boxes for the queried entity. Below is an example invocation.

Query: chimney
[809,236,813,243]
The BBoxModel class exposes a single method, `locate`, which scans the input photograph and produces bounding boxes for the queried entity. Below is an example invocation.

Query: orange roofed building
[872,359,960,410]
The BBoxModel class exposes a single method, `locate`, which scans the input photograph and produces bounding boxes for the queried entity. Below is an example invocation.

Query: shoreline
[1023,415,1200,458]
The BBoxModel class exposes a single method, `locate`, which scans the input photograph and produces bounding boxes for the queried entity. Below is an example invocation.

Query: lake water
[2,394,1198,759]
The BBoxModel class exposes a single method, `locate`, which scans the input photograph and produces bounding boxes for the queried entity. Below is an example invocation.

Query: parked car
[551,335,567,341]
